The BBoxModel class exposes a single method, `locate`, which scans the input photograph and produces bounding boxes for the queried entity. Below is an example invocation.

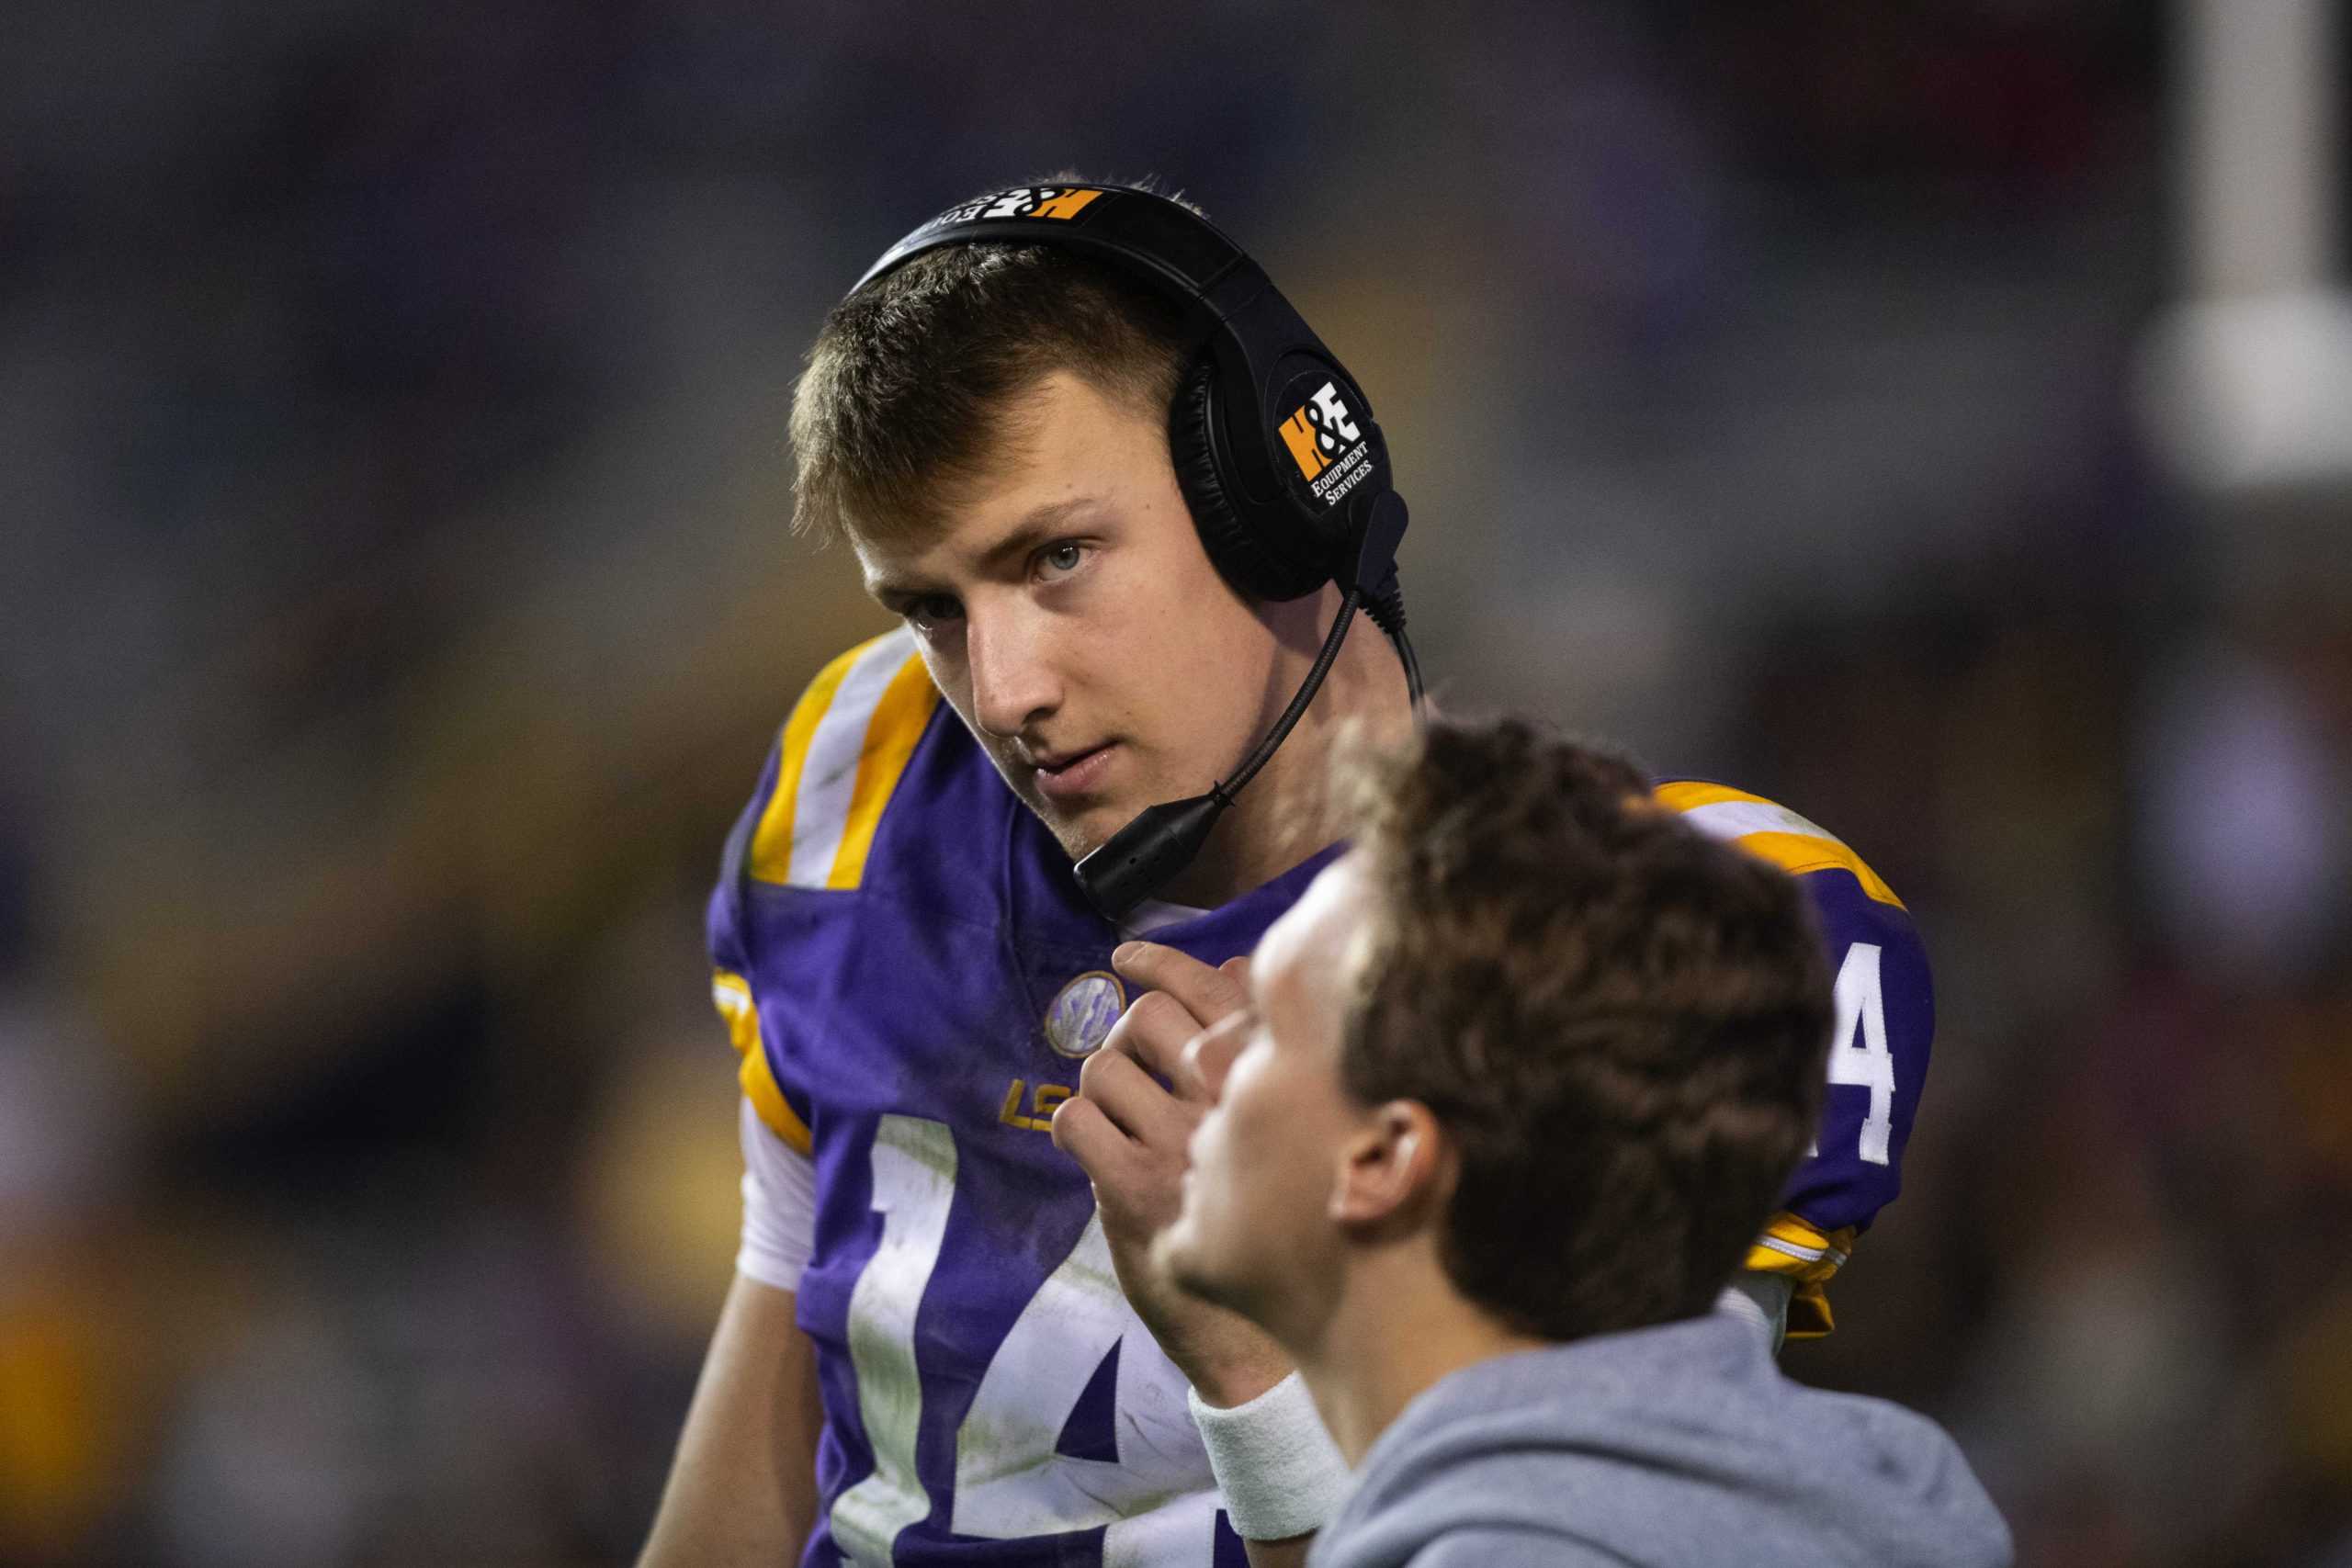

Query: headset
[848,181,1422,919]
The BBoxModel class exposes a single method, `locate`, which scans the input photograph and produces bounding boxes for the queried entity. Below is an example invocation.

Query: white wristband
[1187,1372,1351,1542]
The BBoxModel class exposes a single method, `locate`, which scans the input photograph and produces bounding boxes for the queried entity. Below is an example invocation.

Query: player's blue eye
[1039,542,1086,578]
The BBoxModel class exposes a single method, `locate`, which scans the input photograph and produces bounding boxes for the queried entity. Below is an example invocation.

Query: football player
[637,180,1929,1568]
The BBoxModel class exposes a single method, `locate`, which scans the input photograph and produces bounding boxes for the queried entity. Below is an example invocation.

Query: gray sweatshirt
[1309,1311,2011,1568]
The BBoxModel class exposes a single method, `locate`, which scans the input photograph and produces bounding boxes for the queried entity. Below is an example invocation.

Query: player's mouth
[1030,742,1116,801]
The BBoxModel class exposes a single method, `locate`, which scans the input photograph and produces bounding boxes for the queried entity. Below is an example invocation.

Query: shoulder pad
[1654,781,1904,908]
[746,628,940,890]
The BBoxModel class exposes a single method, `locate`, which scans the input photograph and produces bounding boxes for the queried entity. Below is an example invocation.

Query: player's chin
[1028,795,1135,863]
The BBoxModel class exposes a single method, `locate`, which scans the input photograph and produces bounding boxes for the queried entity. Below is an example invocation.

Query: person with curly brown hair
[1149,717,2010,1568]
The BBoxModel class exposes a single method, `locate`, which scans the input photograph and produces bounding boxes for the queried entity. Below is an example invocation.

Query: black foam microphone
[1072,493,1416,921]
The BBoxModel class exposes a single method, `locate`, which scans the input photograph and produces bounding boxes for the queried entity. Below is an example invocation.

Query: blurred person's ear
[1330,1100,1449,1235]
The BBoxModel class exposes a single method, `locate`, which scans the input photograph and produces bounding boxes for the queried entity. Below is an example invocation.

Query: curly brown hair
[1339,716,1834,1341]
[789,177,1199,548]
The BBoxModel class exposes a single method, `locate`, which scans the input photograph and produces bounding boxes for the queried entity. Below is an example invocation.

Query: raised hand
[1050,941,1293,1407]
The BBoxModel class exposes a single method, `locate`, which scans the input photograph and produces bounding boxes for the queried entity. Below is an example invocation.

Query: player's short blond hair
[790,178,1200,549]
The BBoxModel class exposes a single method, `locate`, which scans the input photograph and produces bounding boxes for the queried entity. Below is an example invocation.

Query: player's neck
[1292,1251,1549,1468]
[1156,598,1414,908]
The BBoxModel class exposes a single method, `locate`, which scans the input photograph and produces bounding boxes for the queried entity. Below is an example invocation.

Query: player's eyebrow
[862,496,1108,602]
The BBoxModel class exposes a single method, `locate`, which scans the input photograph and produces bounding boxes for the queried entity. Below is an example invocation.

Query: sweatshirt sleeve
[1403,1529,1619,1568]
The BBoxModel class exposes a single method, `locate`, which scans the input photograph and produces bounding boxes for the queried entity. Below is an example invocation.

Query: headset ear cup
[1170,356,1328,601]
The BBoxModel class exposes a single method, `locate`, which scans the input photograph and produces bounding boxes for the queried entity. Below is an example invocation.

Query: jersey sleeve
[1657,782,1934,1338]
[737,1097,818,1290]
[708,893,813,1157]
[704,629,941,1157]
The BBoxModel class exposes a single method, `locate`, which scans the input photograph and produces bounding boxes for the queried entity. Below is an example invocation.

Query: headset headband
[853,185,1258,312]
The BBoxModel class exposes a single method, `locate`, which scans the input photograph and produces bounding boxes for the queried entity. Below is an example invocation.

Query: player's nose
[966,604,1060,739]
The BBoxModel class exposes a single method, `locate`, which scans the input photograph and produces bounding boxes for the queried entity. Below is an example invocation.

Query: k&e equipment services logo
[1277,380,1373,505]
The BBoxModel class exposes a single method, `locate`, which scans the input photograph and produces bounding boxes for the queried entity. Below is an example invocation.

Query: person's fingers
[1114,942,1249,1031]
[1098,987,1209,1080]
[1179,1010,1251,1102]
[1078,1043,1196,1147]
[1048,1089,1134,1181]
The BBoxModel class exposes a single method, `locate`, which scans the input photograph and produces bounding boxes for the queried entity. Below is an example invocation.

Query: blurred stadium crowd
[5,3,2348,1564]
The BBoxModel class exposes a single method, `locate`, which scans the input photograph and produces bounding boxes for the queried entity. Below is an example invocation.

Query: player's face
[853,370,1288,863]
[1157,852,1374,1341]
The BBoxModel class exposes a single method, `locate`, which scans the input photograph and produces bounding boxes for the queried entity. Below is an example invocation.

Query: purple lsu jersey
[707,629,1934,1567]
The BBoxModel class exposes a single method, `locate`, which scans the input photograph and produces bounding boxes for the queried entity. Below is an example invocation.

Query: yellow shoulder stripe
[825,652,941,890]
[1742,1210,1856,1339]
[749,644,861,886]
[748,629,939,889]
[1654,781,1905,909]
[711,968,813,1156]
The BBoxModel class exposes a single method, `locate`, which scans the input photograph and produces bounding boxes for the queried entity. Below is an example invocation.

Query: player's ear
[1329,1100,1448,1233]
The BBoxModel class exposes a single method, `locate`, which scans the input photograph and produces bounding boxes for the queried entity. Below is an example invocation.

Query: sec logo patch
[1046,970,1126,1058]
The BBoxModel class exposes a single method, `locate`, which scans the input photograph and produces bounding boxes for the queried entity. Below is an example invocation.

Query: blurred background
[3,1,2346,1562]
